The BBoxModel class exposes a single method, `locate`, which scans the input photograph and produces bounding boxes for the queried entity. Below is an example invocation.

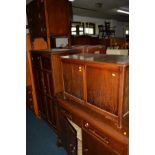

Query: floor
[26,108,67,155]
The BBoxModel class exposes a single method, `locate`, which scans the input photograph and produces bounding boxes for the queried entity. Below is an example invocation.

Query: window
[71,22,84,35]
[85,23,95,35]
[71,22,95,36]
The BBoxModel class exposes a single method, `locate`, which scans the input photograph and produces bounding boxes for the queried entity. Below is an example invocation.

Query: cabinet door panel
[86,67,119,115]
[36,91,47,118]
[43,71,54,96]
[27,0,47,39]
[46,0,70,36]
[83,130,119,155]
[46,96,56,127]
[59,112,77,155]
[33,67,44,91]
[63,62,84,100]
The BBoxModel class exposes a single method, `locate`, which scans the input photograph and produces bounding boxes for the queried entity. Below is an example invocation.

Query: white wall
[73,15,129,38]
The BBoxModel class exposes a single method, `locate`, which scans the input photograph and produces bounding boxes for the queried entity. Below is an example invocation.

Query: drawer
[82,121,127,154]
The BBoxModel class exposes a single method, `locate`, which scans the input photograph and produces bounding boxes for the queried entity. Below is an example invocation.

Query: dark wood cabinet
[26,0,72,47]
[56,95,128,155]
[31,49,79,128]
[61,54,129,128]
[30,50,129,154]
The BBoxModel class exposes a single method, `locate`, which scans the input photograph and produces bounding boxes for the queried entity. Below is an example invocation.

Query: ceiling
[26,0,129,22]
[71,0,129,22]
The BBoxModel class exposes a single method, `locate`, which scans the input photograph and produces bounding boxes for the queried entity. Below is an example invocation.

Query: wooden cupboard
[61,54,129,128]
[31,49,79,128]
[26,0,72,47]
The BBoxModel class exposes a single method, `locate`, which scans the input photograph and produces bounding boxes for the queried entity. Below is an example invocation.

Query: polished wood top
[61,53,129,65]
[31,48,78,55]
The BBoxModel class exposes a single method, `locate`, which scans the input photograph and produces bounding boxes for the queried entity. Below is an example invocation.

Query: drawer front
[82,121,128,154]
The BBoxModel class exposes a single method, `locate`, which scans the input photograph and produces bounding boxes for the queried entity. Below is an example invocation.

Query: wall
[73,15,129,38]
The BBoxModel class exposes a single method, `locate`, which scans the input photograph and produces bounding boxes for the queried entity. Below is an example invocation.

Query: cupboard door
[46,96,56,127]
[32,68,44,91]
[62,62,84,100]
[59,111,77,155]
[43,71,54,96]
[36,91,47,118]
[26,0,47,39]
[82,130,119,155]
[46,0,70,36]
[86,66,119,115]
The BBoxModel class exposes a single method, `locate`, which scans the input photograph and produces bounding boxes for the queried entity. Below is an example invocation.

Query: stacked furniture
[31,49,129,154]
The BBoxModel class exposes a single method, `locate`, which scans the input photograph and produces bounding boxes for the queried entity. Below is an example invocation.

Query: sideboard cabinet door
[86,66,119,115]
[62,62,84,100]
